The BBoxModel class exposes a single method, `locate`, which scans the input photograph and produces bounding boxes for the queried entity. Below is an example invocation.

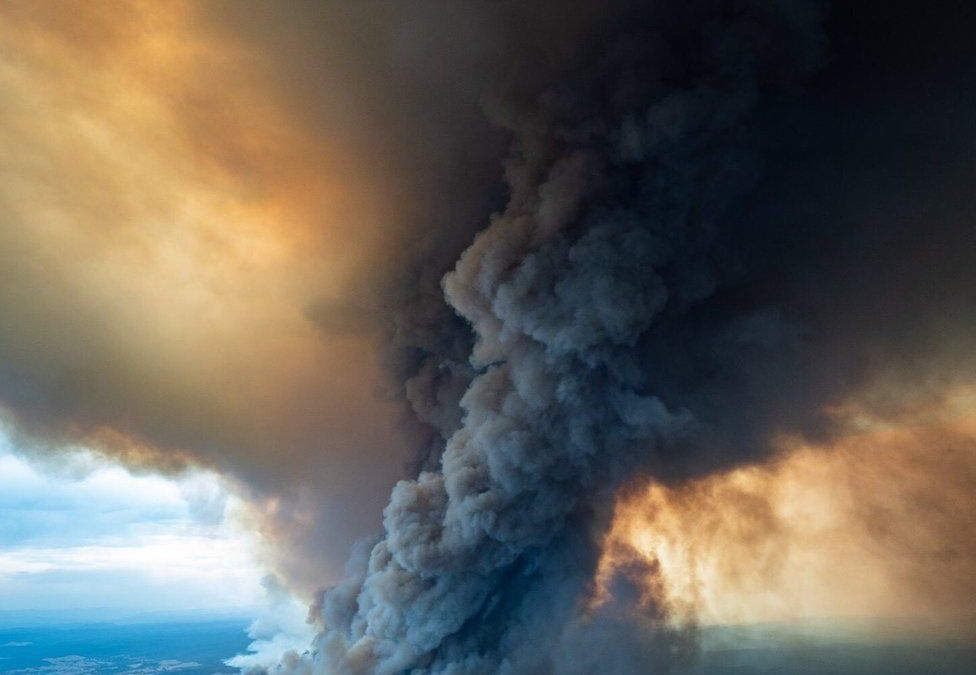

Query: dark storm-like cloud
[256,1,976,674]
[3,3,976,673]
[261,2,839,674]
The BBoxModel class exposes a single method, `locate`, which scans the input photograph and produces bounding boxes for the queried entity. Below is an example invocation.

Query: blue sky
[0,432,267,613]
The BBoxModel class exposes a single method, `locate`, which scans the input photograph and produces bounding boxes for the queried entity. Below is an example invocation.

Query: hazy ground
[0,612,252,675]
[695,620,976,675]
[0,612,972,675]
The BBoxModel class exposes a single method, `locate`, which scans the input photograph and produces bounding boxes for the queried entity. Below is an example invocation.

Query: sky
[0,433,266,613]
[0,2,975,675]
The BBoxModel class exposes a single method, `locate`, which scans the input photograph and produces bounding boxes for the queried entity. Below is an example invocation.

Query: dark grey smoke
[250,2,835,673]
[246,0,976,673]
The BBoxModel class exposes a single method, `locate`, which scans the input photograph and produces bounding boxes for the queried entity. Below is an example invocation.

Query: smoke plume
[269,2,835,674]
[3,1,976,673]
[265,1,976,673]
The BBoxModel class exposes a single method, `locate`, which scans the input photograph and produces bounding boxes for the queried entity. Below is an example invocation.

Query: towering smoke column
[277,3,830,674]
[4,0,976,671]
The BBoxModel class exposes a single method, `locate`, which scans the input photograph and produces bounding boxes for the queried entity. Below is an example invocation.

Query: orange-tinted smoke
[0,0,407,591]
[594,390,976,632]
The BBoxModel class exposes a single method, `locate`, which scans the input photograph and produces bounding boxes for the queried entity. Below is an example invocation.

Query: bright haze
[0,2,974,675]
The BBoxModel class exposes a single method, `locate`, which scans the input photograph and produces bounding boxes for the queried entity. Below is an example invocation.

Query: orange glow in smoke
[594,390,976,628]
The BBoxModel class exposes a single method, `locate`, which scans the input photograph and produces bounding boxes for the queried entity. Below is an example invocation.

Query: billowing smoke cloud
[263,1,976,673]
[3,1,976,672]
[263,2,834,673]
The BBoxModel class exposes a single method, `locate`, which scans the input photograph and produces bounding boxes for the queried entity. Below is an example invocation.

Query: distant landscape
[1,613,973,675]
[693,621,976,675]
[0,612,253,675]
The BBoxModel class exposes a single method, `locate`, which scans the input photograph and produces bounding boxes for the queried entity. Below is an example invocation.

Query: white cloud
[0,437,266,612]
[226,576,316,671]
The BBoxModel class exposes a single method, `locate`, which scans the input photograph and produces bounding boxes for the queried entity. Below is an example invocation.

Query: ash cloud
[273,2,840,674]
[273,1,976,674]
[2,1,976,672]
